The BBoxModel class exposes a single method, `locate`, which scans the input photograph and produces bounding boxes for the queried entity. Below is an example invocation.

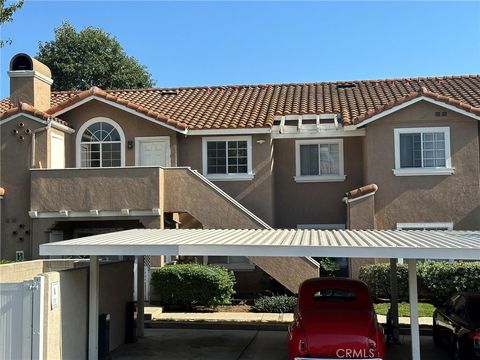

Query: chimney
[8,53,52,111]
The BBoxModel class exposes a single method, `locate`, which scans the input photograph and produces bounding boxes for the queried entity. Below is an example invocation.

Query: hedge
[150,263,235,310]
[359,263,409,300]
[251,295,297,313]
[419,261,480,304]
[359,261,480,304]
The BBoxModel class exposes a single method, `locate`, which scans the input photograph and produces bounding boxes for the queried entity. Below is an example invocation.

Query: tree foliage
[0,0,25,47]
[36,22,155,91]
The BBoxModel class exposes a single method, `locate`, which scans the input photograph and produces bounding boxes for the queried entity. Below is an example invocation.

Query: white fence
[0,277,44,360]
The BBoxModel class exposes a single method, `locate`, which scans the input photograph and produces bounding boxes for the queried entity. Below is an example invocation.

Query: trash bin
[99,313,110,360]
[125,301,137,343]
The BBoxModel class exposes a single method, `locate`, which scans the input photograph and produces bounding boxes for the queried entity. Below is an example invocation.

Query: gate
[0,277,44,360]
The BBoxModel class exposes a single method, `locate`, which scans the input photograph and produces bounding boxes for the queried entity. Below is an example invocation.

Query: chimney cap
[9,53,51,79]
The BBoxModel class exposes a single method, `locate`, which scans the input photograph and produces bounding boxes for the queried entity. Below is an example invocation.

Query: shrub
[418,261,480,305]
[150,263,235,310]
[0,259,14,264]
[359,263,409,300]
[251,295,297,313]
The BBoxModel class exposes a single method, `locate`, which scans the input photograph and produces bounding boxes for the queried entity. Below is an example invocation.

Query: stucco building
[1,53,479,293]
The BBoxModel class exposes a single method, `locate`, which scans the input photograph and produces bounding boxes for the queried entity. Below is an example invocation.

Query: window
[202,136,253,180]
[205,256,254,270]
[76,118,125,168]
[295,139,345,182]
[394,127,453,176]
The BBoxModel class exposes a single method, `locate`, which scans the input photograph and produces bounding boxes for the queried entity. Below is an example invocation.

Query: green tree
[36,22,155,91]
[0,0,25,47]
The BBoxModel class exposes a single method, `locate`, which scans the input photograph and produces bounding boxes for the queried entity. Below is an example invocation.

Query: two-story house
[1,53,479,293]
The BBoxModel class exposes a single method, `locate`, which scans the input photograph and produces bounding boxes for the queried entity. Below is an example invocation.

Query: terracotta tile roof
[344,184,378,199]
[0,102,70,127]
[1,75,479,130]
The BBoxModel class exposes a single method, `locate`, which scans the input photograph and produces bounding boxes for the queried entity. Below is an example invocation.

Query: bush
[251,295,297,313]
[150,263,235,310]
[359,261,480,304]
[359,263,409,300]
[418,261,480,305]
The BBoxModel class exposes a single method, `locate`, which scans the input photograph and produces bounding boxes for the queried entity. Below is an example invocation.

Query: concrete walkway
[145,306,433,326]
[112,328,448,360]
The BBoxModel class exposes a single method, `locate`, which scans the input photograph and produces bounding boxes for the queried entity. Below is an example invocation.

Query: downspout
[31,121,52,168]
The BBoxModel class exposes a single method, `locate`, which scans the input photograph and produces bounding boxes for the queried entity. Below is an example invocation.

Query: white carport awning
[40,228,480,260]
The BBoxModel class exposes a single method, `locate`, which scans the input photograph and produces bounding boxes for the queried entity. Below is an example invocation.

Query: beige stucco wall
[273,136,364,228]
[58,100,178,168]
[363,100,480,229]
[9,76,51,112]
[163,167,265,229]
[0,116,50,259]
[177,134,275,226]
[30,167,162,212]
[346,194,375,230]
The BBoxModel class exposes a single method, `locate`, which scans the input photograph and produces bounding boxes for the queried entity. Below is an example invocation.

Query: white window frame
[294,139,346,182]
[50,132,65,169]
[203,256,255,271]
[202,136,253,181]
[393,127,453,176]
[76,117,126,168]
[396,222,454,230]
[134,136,172,167]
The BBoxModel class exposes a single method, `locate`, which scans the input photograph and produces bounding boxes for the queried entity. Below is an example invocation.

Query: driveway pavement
[111,328,451,360]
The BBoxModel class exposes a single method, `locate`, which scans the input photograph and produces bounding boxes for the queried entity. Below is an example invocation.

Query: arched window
[77,118,125,167]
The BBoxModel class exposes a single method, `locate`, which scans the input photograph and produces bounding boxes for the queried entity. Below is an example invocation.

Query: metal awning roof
[40,229,480,260]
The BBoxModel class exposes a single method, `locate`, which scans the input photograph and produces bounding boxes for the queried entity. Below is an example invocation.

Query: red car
[288,278,386,360]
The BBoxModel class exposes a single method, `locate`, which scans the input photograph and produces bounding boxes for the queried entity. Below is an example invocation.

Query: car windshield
[313,289,357,302]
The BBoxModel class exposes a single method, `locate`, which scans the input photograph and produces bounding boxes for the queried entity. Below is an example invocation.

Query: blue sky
[1,1,479,97]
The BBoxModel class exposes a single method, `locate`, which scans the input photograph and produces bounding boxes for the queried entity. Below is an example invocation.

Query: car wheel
[432,324,441,347]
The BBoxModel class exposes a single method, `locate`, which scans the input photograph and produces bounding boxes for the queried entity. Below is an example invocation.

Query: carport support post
[137,256,145,338]
[407,259,421,360]
[390,258,400,343]
[88,256,99,360]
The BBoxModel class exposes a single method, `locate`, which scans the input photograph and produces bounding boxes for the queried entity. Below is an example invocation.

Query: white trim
[273,114,337,121]
[271,126,365,139]
[396,222,454,230]
[51,95,187,134]
[50,132,65,169]
[393,126,452,176]
[407,259,421,360]
[28,209,163,219]
[294,175,346,183]
[76,117,126,168]
[202,136,254,181]
[134,136,172,167]
[189,128,270,135]
[294,138,345,182]
[343,190,377,203]
[393,168,454,176]
[0,113,75,133]
[8,70,53,85]
[354,96,480,128]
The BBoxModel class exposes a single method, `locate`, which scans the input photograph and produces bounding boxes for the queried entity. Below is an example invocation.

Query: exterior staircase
[162,167,319,293]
